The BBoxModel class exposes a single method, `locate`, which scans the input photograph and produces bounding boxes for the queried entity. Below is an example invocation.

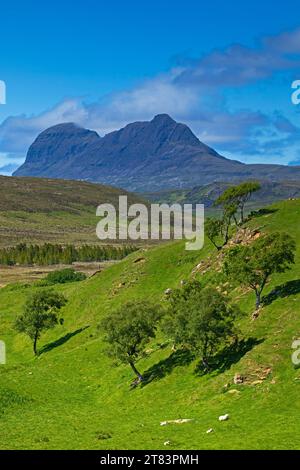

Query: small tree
[101,300,163,382]
[216,182,261,224]
[205,204,237,250]
[15,289,67,355]
[164,286,240,369]
[223,232,296,310]
[205,217,224,251]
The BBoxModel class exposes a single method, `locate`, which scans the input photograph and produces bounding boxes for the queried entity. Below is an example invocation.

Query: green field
[0,199,300,449]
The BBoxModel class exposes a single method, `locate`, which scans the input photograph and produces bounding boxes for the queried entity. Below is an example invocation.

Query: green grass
[1,200,300,449]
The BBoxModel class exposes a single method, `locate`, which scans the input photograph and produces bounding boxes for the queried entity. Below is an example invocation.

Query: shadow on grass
[248,207,278,219]
[141,349,195,387]
[40,326,90,355]
[262,279,300,306]
[195,337,264,376]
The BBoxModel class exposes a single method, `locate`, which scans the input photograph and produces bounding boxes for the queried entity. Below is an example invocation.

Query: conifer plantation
[0,243,137,266]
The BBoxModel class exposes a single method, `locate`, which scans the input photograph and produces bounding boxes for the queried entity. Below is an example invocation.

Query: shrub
[45,268,86,285]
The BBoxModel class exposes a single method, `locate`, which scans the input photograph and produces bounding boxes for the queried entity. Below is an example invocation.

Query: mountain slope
[1,199,300,449]
[145,180,300,208]
[14,114,300,192]
[0,176,145,247]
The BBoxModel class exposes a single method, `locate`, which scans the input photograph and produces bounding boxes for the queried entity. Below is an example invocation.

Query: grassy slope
[0,176,145,247]
[1,200,300,449]
[144,180,300,217]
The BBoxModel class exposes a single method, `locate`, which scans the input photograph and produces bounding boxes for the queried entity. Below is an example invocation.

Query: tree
[15,289,67,355]
[216,182,261,225]
[163,285,240,370]
[101,300,163,382]
[205,204,237,250]
[223,232,296,310]
[205,217,224,251]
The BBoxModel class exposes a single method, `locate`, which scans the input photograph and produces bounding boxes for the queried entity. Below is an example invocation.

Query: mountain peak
[17,114,298,193]
[39,122,99,138]
[151,114,176,126]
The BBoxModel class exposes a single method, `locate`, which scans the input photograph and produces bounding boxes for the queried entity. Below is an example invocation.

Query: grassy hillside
[144,180,300,215]
[0,199,300,449]
[0,176,145,247]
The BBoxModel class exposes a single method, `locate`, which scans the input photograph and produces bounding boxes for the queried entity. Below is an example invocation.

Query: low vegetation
[43,268,87,285]
[0,175,146,247]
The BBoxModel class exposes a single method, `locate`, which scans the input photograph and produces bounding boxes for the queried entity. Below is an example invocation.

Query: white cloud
[1,27,300,173]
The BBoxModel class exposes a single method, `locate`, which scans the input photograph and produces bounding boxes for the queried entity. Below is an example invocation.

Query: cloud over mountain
[1,27,300,169]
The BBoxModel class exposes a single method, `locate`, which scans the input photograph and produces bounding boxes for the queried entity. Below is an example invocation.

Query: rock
[252,309,261,320]
[160,419,193,426]
[164,288,172,295]
[251,380,263,386]
[218,414,229,422]
[233,373,244,385]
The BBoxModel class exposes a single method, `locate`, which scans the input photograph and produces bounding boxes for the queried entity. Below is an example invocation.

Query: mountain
[13,114,300,192]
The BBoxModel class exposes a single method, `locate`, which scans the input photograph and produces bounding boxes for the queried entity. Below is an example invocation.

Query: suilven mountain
[13,114,300,192]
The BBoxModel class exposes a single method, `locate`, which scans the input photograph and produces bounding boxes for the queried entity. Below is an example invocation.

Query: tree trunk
[255,291,261,310]
[202,357,210,370]
[129,361,143,382]
[255,276,268,310]
[33,333,38,356]
[240,205,245,224]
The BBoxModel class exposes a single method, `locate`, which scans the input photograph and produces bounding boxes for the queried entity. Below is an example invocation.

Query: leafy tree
[15,289,67,355]
[223,232,296,309]
[205,204,237,250]
[164,286,240,369]
[205,217,224,251]
[216,182,261,224]
[234,182,261,223]
[101,300,163,382]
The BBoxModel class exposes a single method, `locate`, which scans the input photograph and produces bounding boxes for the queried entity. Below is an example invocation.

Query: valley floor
[1,200,300,449]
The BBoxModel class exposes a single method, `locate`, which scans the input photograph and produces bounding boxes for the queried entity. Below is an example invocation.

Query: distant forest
[0,243,137,266]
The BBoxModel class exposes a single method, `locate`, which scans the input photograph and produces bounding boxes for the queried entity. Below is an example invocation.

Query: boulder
[218,414,229,422]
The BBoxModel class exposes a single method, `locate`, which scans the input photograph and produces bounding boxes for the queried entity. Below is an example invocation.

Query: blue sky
[1,0,300,174]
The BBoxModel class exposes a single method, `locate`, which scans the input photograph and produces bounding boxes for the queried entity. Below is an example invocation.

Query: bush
[45,268,86,285]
